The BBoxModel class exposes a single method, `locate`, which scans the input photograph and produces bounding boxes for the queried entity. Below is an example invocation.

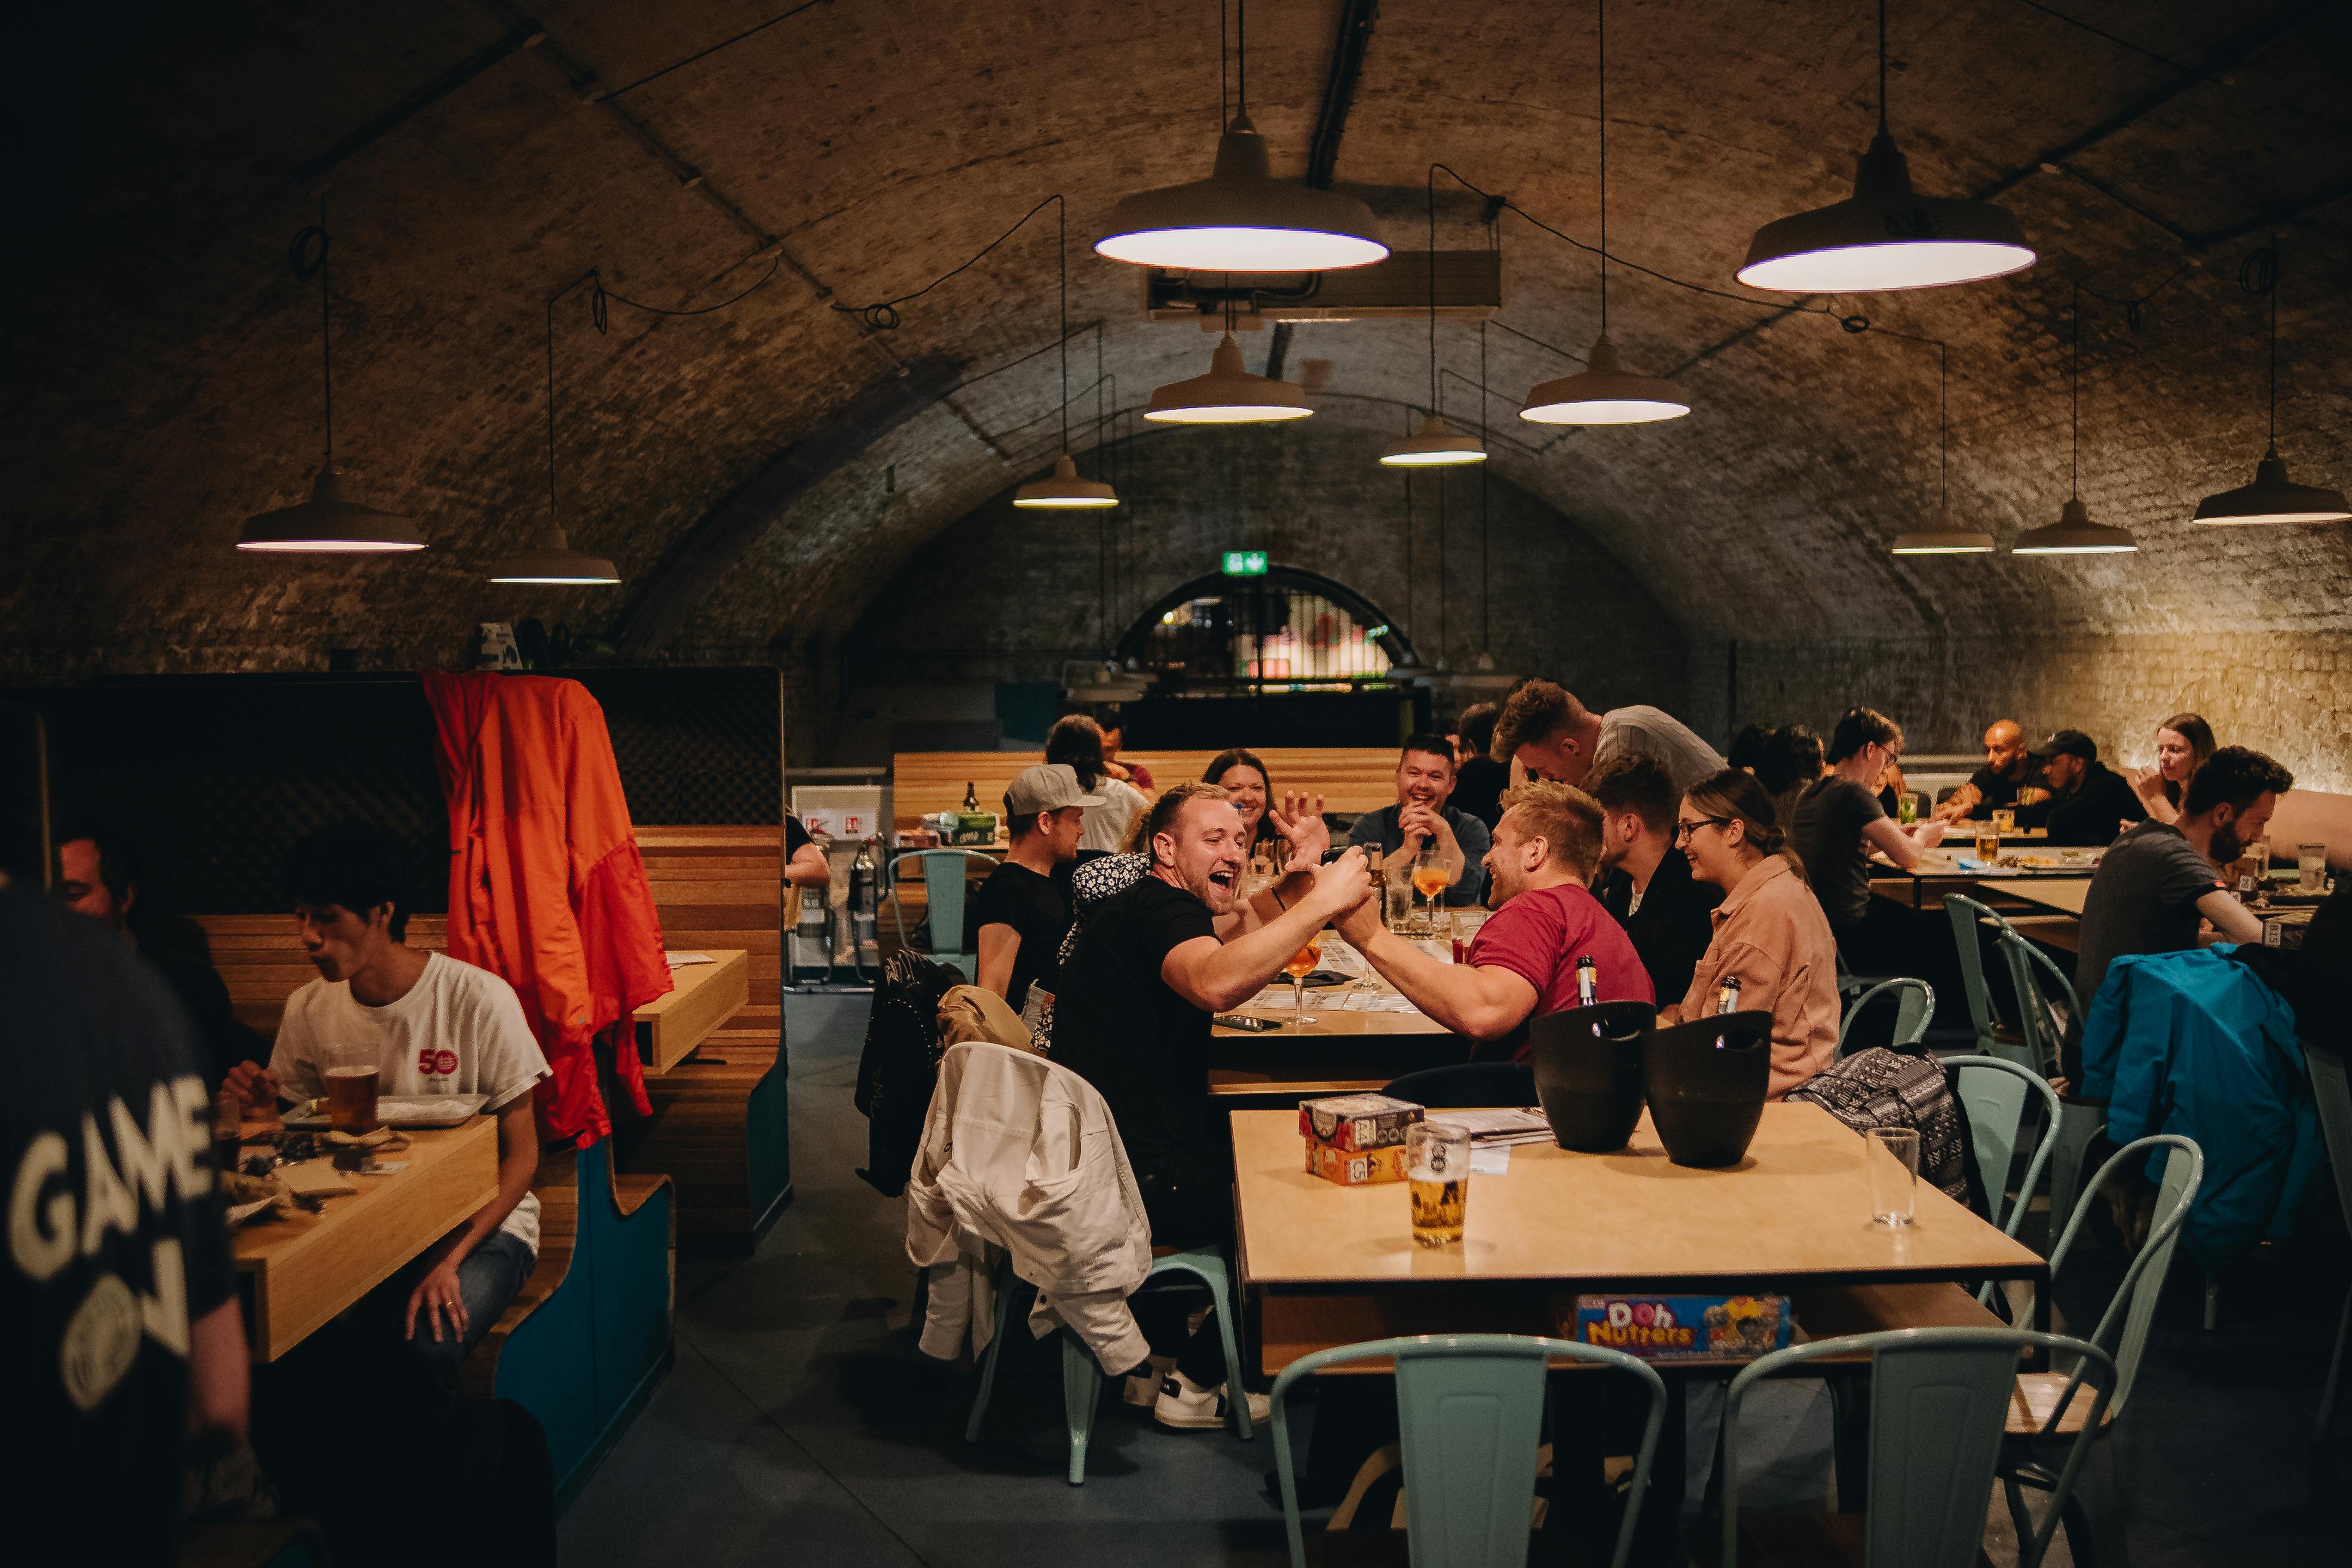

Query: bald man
[1934,720,2034,822]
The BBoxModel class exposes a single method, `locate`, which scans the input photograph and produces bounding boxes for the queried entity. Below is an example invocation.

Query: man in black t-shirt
[1053,783,1368,1429]
[1933,719,2033,823]
[972,764,1095,1010]
[2,884,249,1563]
[2014,730,2145,847]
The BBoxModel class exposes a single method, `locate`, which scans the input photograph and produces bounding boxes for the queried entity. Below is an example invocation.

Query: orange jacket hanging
[422,670,672,1143]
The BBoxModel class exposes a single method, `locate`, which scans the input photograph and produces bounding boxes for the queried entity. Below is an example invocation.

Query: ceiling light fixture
[1519,0,1689,425]
[1738,0,2034,293]
[238,198,425,553]
[2014,293,2136,555]
[1144,324,1314,424]
[2192,242,2350,525]
[1890,343,1992,554]
[488,288,619,584]
[1094,1,1386,273]
[1382,176,1487,467]
[1017,197,1120,509]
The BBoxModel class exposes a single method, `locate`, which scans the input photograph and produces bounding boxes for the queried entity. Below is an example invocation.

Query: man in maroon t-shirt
[1335,779,1651,1061]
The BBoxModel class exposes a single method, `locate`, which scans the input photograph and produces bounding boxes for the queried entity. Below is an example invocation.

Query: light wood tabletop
[1232,1102,2043,1288]
[231,1117,500,1361]
[1210,954,1460,1098]
[1975,878,2091,917]
[635,949,750,1072]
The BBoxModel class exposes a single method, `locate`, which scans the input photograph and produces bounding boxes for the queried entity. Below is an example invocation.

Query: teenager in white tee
[226,825,550,1382]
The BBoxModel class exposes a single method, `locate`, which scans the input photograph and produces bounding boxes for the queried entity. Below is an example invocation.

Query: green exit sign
[1222,550,1268,576]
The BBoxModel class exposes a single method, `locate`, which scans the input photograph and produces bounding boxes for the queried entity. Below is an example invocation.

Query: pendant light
[488,296,618,584]
[1094,1,1385,274]
[238,200,425,553]
[1890,344,1992,553]
[1519,0,1689,425]
[1016,199,1120,508]
[1382,185,1487,466]
[1738,1,2033,293]
[2192,243,2350,525]
[1144,324,1314,423]
[2014,295,2136,555]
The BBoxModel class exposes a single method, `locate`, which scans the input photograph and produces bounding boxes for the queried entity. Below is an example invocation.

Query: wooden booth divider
[892,746,1411,829]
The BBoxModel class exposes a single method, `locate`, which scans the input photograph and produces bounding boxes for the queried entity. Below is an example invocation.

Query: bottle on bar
[1575,953,1598,1008]
[962,781,979,811]
[1716,975,1743,1016]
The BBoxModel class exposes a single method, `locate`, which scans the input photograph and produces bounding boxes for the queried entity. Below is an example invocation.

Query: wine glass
[1411,840,1449,935]
[1285,933,1322,1025]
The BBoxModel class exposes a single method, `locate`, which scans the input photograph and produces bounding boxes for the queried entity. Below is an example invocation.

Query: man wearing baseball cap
[2017,729,2146,847]
[972,763,1102,1011]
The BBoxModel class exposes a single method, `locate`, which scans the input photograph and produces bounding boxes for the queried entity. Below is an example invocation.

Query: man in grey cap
[972,764,1102,1009]
[2018,728,2146,847]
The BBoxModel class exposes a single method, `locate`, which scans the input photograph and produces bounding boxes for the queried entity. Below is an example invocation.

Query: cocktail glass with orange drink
[1286,933,1322,1024]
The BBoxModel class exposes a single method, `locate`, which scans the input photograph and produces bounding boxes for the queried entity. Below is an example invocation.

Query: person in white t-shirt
[226,825,549,1388]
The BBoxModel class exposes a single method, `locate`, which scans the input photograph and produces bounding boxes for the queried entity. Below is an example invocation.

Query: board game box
[1569,1294,1793,1361]
[1298,1093,1424,1151]
[1304,1138,1410,1186]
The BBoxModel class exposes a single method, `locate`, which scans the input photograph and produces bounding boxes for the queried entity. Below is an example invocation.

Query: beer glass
[2301,843,2329,893]
[1285,934,1322,1025]
[323,1041,381,1132]
[1866,1127,1918,1227]
[1407,1122,1471,1247]
[1991,806,2016,835]
[1896,791,1919,825]
[1975,828,2000,861]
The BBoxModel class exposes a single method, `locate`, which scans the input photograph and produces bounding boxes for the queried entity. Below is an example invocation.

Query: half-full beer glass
[324,1042,381,1132]
[1407,1122,1471,1248]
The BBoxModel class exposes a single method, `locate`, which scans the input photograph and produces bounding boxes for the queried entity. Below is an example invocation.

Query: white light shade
[1380,412,1487,466]
[1144,333,1314,424]
[1738,131,2035,293]
[2192,445,2352,525]
[237,466,426,553]
[2012,496,2137,555]
[1518,333,1690,425]
[488,526,619,584]
[1094,115,1388,273]
[1889,507,1995,555]
[1013,452,1120,508]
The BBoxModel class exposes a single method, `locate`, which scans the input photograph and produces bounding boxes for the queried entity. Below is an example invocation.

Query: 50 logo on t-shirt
[415,1048,461,1077]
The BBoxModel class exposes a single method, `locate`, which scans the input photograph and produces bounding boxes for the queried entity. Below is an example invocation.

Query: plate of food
[282,1092,488,1129]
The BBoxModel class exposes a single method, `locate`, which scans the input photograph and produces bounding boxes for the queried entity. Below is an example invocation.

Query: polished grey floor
[559,993,2352,1566]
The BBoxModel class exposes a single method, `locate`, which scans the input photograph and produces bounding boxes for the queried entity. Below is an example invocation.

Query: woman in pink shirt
[1664,769,1840,1098]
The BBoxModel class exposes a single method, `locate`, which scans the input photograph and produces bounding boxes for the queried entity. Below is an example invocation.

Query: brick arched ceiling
[5,1,2348,676]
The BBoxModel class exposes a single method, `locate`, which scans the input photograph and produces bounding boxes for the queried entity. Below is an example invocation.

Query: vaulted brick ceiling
[5,0,2348,675]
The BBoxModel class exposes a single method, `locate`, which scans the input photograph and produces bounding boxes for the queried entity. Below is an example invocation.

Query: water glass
[2300,843,2329,893]
[1866,1127,1918,1227]
[1991,806,2016,834]
[1407,1122,1471,1248]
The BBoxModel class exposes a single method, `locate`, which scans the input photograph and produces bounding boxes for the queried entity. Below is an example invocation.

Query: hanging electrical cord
[287,199,335,465]
[1478,321,1490,656]
[2011,0,2234,85]
[831,195,1064,329]
[602,0,834,100]
[2241,243,2282,448]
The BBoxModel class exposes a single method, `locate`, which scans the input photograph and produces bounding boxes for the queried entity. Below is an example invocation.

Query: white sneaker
[1153,1370,1271,1431]
[1123,1354,1177,1408]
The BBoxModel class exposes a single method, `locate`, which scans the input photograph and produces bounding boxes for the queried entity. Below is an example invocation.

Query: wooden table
[1975,878,2090,918]
[231,1118,500,1361]
[1210,945,1459,1098]
[1872,847,2099,910]
[634,949,750,1072]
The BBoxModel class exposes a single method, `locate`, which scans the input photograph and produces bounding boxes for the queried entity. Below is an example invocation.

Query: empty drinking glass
[1866,1127,1918,1227]
[2300,843,2329,893]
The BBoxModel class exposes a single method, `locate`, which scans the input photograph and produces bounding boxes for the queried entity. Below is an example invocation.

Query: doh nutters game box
[1569,1294,1793,1362]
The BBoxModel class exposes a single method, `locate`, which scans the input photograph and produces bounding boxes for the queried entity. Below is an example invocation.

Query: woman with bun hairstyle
[1662,768,1840,1099]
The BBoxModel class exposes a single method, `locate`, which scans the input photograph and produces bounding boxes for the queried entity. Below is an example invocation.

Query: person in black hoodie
[1588,752,1723,1006]
[2016,730,2145,847]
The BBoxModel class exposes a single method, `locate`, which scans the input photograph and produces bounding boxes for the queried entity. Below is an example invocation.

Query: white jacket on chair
[905,1041,1154,1374]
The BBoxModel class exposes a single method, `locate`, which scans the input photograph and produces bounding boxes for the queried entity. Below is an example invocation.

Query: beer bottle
[1575,954,1598,1007]
[1716,975,1743,1016]
[962,781,979,811]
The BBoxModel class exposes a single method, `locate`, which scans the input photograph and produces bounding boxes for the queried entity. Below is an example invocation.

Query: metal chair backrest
[1382,1062,1538,1110]
[1269,1334,1668,1568]
[1942,893,2010,1058]
[2036,1134,2204,1419]
[1838,977,1937,1057]
[884,849,998,961]
[1722,1328,2116,1568]
[1996,930,2080,1082]
[2313,1049,2352,1233]
[1940,1055,2062,1238]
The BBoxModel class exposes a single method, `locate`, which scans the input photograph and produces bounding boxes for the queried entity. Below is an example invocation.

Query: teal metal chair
[1718,1328,2116,1568]
[964,1246,1249,1484]
[1995,927,2107,1253]
[1837,977,1937,1057]
[1941,1055,2063,1309]
[1999,1134,2204,1564]
[2307,1049,2352,1442]
[1268,1334,1668,1568]
[884,848,997,980]
[1942,893,2032,1067]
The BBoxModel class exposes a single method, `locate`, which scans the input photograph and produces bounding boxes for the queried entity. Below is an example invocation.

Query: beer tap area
[788,778,890,984]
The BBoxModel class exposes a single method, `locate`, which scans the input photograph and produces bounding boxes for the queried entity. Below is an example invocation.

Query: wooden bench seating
[893,746,1412,829]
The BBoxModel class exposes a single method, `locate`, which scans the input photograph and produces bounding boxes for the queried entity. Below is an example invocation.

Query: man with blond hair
[1336,779,1652,1061]
[1491,679,1722,791]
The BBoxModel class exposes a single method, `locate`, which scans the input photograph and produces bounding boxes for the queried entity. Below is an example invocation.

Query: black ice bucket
[1528,1000,1658,1152]
[1641,1012,1775,1168]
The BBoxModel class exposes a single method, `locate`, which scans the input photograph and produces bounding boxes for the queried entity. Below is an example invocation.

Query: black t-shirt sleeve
[785,814,812,856]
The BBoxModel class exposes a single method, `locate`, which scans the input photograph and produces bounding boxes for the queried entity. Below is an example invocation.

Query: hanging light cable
[1146,299,1314,422]
[1016,196,1119,508]
[238,197,426,553]
[1520,0,1690,425]
[489,285,620,584]
[2192,241,2350,525]
[2015,290,2137,555]
[1738,0,2034,293]
[1891,342,1993,553]
[1383,177,1487,466]
[1094,0,1386,273]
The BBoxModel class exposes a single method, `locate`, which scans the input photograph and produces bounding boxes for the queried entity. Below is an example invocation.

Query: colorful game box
[1298,1093,1424,1152]
[1569,1294,1793,1361]
[1304,1138,1410,1186]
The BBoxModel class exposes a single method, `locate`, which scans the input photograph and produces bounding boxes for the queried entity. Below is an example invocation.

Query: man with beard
[1933,718,2034,824]
[1336,780,1652,1062]
[1346,733,1492,905]
[1052,783,1369,1430]
[2075,746,2286,1012]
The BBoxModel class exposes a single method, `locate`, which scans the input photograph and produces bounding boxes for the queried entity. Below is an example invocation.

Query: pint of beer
[1406,1122,1470,1248]
[323,1042,381,1132]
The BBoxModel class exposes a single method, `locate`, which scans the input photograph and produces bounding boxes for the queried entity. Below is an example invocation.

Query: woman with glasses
[1663,770,1840,1098]
[1790,708,1950,986]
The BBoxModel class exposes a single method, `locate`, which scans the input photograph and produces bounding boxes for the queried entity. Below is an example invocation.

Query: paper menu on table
[1423,1108,1553,1145]
[1469,1146,1512,1175]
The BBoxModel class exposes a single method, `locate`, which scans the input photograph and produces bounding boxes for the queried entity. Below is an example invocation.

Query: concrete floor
[559,993,2352,1566]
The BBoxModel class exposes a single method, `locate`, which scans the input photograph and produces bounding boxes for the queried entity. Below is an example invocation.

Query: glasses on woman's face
[1675,816,1733,846]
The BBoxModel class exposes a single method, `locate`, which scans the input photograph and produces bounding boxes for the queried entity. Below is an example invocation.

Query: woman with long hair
[1200,748,1282,855]
[1665,770,1840,1098]
[1046,714,1149,856]
[2127,712,2216,825]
